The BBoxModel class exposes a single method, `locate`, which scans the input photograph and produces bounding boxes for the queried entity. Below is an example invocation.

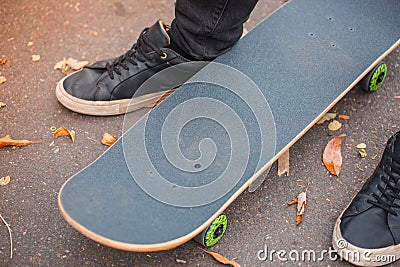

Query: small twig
[86,136,98,143]
[0,213,13,258]
[305,178,311,193]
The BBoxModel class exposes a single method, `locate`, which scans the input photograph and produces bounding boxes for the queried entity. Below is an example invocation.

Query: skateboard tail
[58,184,228,251]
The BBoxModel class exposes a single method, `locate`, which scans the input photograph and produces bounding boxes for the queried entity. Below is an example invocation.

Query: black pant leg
[169,0,259,60]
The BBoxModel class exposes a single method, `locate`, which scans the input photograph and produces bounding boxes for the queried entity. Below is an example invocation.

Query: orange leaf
[101,132,117,146]
[296,214,304,225]
[0,135,35,148]
[323,134,346,176]
[287,196,298,205]
[198,247,241,267]
[0,57,7,65]
[338,114,350,120]
[288,191,307,225]
[53,127,75,143]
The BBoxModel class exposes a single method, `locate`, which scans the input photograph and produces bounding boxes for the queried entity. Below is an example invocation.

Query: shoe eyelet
[160,53,167,59]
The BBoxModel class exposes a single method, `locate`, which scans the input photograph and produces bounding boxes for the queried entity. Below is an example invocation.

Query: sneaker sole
[332,202,400,266]
[55,73,171,116]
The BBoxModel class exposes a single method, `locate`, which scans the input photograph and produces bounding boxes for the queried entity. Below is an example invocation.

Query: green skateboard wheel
[194,214,228,247]
[360,62,387,92]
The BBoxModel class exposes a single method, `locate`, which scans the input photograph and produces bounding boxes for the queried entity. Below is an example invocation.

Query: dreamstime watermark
[257,239,396,264]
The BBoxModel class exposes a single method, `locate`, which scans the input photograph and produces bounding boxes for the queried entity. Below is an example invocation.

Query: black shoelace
[106,28,166,80]
[367,151,400,215]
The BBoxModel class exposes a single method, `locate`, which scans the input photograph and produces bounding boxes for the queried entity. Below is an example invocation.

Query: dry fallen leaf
[338,114,350,120]
[288,191,307,225]
[54,58,68,74]
[53,127,75,143]
[0,176,11,186]
[198,247,241,267]
[0,135,35,148]
[0,76,7,84]
[31,55,41,62]
[356,143,367,158]
[328,120,342,131]
[359,148,367,158]
[278,149,290,176]
[67,58,89,70]
[323,134,346,176]
[317,113,337,124]
[0,57,7,65]
[288,180,310,225]
[355,143,367,149]
[101,132,117,146]
[54,57,90,75]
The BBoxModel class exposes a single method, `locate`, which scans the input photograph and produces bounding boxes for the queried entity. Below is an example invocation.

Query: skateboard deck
[58,0,400,252]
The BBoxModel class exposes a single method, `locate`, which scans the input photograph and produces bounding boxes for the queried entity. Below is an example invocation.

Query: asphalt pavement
[1,0,399,266]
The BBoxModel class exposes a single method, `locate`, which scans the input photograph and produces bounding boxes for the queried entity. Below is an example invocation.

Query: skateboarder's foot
[332,131,400,266]
[56,20,205,116]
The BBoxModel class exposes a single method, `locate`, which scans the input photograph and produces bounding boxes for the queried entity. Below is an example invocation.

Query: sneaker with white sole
[56,20,205,116]
[333,131,400,266]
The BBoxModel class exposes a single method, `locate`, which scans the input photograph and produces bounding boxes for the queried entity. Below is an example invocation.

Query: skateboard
[58,0,400,252]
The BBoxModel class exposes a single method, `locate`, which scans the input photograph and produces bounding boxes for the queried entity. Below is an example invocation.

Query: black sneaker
[56,20,205,116]
[333,131,400,266]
